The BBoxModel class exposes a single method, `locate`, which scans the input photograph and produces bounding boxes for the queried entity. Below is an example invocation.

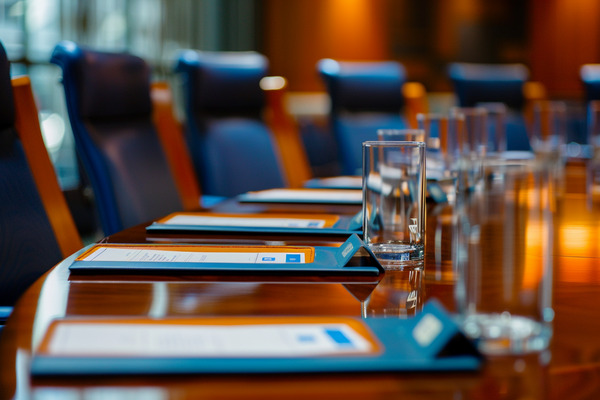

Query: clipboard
[30,300,482,376]
[67,234,383,276]
[238,188,363,205]
[146,211,363,235]
[304,176,362,190]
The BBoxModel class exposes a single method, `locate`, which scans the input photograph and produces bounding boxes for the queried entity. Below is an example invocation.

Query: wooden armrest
[151,81,202,210]
[402,82,428,129]
[12,76,82,257]
[262,76,312,188]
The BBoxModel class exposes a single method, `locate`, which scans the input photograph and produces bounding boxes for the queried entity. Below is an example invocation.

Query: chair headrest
[51,41,152,119]
[317,59,406,113]
[581,64,600,102]
[0,41,15,132]
[581,64,600,83]
[175,50,267,116]
[448,62,529,109]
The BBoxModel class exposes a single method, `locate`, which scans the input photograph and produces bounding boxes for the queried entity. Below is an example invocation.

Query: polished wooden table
[1,164,600,399]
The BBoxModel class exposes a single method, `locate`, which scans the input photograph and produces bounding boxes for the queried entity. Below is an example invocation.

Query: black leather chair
[51,41,184,235]
[317,59,410,176]
[174,50,287,197]
[0,41,81,331]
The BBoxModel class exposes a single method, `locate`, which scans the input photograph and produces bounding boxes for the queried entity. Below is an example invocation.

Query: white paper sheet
[47,323,373,357]
[163,215,327,229]
[243,189,363,202]
[81,247,306,264]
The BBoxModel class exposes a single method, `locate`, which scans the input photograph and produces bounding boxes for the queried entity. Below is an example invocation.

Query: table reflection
[362,267,424,318]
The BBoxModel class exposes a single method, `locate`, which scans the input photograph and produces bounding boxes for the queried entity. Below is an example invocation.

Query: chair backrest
[448,62,529,110]
[448,62,532,151]
[174,50,286,197]
[50,41,183,235]
[581,64,600,104]
[317,59,409,175]
[0,41,81,306]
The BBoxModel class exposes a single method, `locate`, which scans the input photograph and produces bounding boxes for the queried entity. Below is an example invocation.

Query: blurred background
[1,0,597,190]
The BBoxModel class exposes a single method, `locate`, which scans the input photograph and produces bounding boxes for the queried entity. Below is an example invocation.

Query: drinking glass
[477,102,507,155]
[362,141,426,268]
[587,100,600,207]
[450,107,488,193]
[453,156,555,354]
[531,101,567,158]
[450,107,488,159]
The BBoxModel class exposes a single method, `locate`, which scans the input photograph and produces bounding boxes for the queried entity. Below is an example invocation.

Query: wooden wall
[262,0,391,92]
[262,0,600,99]
[529,0,600,98]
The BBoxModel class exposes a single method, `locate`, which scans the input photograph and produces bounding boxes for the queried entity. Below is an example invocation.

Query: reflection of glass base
[368,243,424,269]
[462,313,552,355]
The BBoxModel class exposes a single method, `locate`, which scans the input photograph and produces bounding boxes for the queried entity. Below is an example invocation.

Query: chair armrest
[402,82,428,129]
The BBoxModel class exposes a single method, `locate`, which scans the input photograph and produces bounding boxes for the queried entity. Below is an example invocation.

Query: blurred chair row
[48,41,431,236]
[4,35,600,330]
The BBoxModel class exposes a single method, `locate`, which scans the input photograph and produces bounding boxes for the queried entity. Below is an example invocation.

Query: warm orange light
[321,0,387,60]
[560,224,592,257]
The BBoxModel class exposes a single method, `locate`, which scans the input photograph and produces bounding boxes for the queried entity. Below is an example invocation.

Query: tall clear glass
[587,100,600,207]
[453,156,555,354]
[362,141,426,268]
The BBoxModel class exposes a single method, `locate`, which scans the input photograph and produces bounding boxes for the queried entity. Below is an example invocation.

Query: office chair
[580,64,600,104]
[0,41,82,329]
[174,50,287,197]
[447,62,540,152]
[51,41,185,235]
[317,59,411,176]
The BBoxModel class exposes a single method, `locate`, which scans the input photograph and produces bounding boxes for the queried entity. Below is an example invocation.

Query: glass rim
[363,140,426,148]
[376,128,425,134]
[416,112,447,120]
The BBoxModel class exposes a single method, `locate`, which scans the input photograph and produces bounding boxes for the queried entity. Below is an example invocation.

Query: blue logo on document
[286,254,301,263]
[262,256,276,262]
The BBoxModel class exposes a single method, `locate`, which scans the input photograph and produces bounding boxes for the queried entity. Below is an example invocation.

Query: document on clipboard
[30,300,482,376]
[238,188,363,205]
[67,234,382,276]
[146,212,363,235]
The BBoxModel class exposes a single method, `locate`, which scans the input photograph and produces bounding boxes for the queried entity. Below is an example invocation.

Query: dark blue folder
[30,300,482,376]
[68,235,383,276]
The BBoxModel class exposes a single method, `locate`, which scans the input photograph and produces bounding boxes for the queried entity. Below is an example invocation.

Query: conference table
[1,162,600,399]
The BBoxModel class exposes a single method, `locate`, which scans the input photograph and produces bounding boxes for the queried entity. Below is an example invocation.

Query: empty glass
[587,101,600,207]
[477,102,508,154]
[531,101,567,158]
[453,156,555,354]
[362,141,426,268]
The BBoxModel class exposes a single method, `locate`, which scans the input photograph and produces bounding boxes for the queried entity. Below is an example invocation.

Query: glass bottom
[368,243,424,269]
[462,313,552,355]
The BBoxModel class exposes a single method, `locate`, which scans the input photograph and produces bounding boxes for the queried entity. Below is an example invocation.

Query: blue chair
[580,64,600,104]
[579,65,600,148]
[174,50,286,197]
[448,62,533,152]
[51,41,184,235]
[317,59,409,176]
[0,41,82,329]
